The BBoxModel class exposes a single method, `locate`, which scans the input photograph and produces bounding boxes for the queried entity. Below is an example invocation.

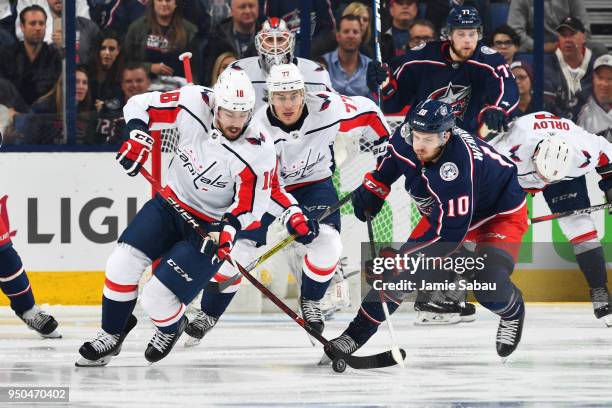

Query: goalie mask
[533,137,574,183]
[267,63,306,126]
[255,17,295,73]
[213,68,256,140]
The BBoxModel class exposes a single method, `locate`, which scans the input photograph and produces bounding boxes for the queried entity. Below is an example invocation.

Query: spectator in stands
[22,65,94,144]
[578,54,612,140]
[88,0,145,37]
[88,30,124,111]
[0,5,61,106]
[386,0,418,56]
[341,2,374,57]
[322,15,372,98]
[0,1,16,46]
[0,79,29,142]
[43,0,99,64]
[510,60,535,116]
[202,0,258,86]
[406,19,436,50]
[124,0,200,83]
[490,25,520,65]
[264,0,336,58]
[210,51,237,86]
[543,17,598,121]
[89,62,151,144]
[15,0,90,42]
[507,0,592,53]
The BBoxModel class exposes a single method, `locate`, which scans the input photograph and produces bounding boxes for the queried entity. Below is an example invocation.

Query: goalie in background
[0,198,60,338]
[489,112,612,326]
[185,63,390,345]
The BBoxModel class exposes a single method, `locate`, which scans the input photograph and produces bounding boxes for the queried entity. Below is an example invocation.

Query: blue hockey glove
[479,107,509,135]
[597,164,612,192]
[352,172,390,222]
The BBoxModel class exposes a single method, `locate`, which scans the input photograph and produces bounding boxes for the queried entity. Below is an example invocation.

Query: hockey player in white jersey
[75,68,314,366]
[489,112,612,325]
[185,63,390,343]
[229,17,334,110]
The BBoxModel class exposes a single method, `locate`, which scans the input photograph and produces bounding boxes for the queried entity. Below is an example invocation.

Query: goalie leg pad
[140,275,186,329]
[104,243,151,302]
[0,247,35,314]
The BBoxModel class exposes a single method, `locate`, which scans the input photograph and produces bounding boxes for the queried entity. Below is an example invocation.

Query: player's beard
[450,42,476,61]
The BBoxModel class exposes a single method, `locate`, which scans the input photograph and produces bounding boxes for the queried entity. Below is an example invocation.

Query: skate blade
[40,330,62,339]
[75,355,112,367]
[318,353,332,366]
[460,315,476,323]
[307,334,318,347]
[414,312,461,326]
[184,335,201,348]
[601,315,612,327]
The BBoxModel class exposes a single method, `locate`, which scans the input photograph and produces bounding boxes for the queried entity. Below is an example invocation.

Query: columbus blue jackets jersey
[383,41,519,133]
[373,125,526,255]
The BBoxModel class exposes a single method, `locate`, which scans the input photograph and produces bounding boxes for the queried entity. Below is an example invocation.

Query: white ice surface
[1,304,612,407]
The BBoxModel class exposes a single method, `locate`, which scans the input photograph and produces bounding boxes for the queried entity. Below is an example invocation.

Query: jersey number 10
[448,196,470,217]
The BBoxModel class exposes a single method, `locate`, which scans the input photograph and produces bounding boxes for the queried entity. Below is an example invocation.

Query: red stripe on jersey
[570,230,598,244]
[338,112,389,138]
[598,153,610,167]
[105,279,138,293]
[304,255,336,276]
[270,161,295,209]
[231,166,256,218]
[147,106,182,126]
[285,177,330,192]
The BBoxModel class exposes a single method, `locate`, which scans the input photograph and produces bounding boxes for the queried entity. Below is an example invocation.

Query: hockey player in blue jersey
[367,5,519,136]
[325,100,528,359]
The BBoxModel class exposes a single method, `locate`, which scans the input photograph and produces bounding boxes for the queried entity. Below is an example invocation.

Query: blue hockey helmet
[445,5,482,39]
[401,99,455,145]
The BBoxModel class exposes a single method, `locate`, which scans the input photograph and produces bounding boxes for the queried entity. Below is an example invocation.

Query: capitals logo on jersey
[427,82,472,120]
[176,147,229,191]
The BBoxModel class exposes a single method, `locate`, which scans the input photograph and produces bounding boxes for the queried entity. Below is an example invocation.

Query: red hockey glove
[116,129,154,176]
[282,206,319,245]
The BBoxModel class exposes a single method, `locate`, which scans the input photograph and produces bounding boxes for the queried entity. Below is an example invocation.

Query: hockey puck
[332,358,347,373]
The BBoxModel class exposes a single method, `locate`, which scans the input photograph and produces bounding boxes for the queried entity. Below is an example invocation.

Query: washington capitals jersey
[123,85,285,230]
[254,91,390,191]
[489,112,612,191]
[373,125,526,255]
[228,57,334,110]
[384,41,519,133]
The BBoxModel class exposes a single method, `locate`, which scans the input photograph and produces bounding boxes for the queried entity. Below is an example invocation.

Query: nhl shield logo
[440,162,459,181]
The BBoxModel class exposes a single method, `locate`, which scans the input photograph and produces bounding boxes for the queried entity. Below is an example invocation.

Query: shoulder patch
[440,162,459,181]
[480,46,497,55]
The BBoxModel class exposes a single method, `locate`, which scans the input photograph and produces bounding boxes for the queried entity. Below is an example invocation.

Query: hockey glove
[597,163,612,192]
[479,107,510,134]
[366,61,389,92]
[116,128,154,176]
[352,172,390,222]
[364,247,401,286]
[282,205,319,245]
[214,214,240,263]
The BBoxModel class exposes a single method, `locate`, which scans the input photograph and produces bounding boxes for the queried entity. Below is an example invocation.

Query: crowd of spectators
[0,0,609,145]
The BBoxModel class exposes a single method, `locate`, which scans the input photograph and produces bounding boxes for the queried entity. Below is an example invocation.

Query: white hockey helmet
[213,67,256,118]
[533,137,574,182]
[267,63,305,97]
[255,17,295,72]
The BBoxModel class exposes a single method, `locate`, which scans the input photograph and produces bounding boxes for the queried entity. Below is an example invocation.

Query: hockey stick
[139,167,405,370]
[372,0,383,107]
[530,202,612,224]
[366,213,405,368]
[206,192,354,293]
[179,52,193,84]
